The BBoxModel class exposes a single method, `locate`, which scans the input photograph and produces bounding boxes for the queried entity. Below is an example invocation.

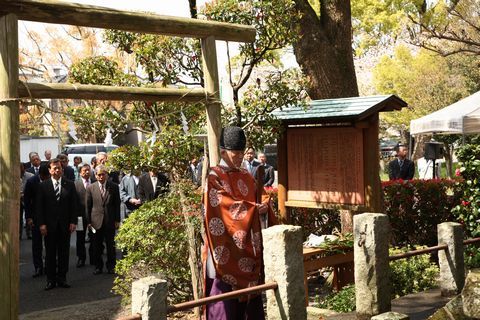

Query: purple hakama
[205,277,265,320]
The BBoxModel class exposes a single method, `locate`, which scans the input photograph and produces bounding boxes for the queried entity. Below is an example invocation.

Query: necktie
[399,160,404,168]
[100,184,106,199]
[34,167,39,175]
[54,181,60,201]
[84,179,89,189]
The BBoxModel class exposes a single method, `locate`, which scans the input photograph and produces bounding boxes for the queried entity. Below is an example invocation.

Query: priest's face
[221,149,244,168]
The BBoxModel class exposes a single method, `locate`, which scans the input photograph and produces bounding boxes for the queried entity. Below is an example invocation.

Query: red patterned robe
[203,163,276,319]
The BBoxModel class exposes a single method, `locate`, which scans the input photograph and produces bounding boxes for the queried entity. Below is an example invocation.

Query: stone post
[131,275,168,320]
[262,225,306,320]
[354,213,391,320]
[438,222,465,296]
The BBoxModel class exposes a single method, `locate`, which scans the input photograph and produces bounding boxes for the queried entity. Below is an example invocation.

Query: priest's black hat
[220,126,246,151]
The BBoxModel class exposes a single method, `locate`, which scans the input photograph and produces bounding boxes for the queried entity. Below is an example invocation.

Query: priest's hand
[256,203,268,215]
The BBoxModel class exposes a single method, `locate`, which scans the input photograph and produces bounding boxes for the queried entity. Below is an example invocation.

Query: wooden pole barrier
[0,0,256,42]
[18,82,207,102]
[0,11,20,320]
[201,36,221,167]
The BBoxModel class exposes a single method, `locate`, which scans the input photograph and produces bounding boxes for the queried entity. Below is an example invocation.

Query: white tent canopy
[410,91,480,135]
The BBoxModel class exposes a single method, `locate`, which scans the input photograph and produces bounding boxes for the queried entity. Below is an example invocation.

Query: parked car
[62,143,119,167]
[379,140,399,159]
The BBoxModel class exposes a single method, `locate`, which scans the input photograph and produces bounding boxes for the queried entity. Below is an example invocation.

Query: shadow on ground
[20,232,125,319]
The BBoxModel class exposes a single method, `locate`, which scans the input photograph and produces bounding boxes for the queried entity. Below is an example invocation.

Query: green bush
[319,284,356,312]
[451,139,480,238]
[318,247,439,312]
[113,188,202,305]
[270,178,461,246]
[382,179,461,247]
[465,247,480,269]
[389,247,439,298]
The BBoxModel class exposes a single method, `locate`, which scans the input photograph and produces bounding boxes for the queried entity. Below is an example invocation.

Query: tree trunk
[233,88,241,126]
[412,135,431,161]
[292,0,358,99]
[292,0,359,233]
[443,142,453,178]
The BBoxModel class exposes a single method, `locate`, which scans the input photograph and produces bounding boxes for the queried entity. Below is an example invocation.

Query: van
[62,143,119,167]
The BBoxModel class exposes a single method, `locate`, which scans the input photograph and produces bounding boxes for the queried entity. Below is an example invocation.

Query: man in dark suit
[243,147,261,178]
[138,170,169,203]
[258,152,275,187]
[56,154,75,181]
[24,165,50,277]
[74,163,93,268]
[86,165,121,275]
[21,164,34,240]
[36,159,78,290]
[26,153,41,175]
[23,151,38,170]
[388,145,415,180]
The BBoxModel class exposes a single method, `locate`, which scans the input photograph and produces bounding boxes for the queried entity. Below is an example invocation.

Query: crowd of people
[20,150,170,290]
[20,141,276,296]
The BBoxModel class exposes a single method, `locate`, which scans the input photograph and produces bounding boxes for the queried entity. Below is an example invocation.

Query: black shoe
[44,282,56,290]
[76,259,85,268]
[57,281,71,288]
[32,268,43,278]
[93,268,103,275]
[107,269,115,275]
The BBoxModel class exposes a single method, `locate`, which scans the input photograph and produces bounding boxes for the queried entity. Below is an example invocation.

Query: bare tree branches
[408,0,480,56]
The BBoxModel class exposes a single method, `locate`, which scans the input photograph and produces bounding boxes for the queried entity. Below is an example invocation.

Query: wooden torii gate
[0,1,255,318]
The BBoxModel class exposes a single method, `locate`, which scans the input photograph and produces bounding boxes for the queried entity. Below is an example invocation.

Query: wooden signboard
[286,127,365,206]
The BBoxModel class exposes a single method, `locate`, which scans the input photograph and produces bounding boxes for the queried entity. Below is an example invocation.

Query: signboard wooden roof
[273,95,407,124]
[275,94,408,222]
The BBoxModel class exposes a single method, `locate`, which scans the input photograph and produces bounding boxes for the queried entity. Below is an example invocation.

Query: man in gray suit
[74,163,93,268]
[86,165,121,275]
[119,170,141,219]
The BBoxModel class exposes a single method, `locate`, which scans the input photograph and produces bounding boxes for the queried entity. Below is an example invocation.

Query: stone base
[462,269,480,318]
[427,295,472,320]
[371,311,409,320]
[306,306,338,319]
